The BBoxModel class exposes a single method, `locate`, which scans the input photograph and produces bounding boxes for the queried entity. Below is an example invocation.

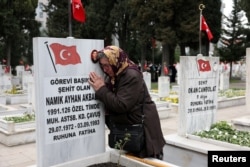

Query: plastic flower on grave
[193,121,250,147]
[218,89,245,98]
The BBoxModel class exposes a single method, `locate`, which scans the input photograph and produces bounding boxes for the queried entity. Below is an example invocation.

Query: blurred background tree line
[0,0,250,76]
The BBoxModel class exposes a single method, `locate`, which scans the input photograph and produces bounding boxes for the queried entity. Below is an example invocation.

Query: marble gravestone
[16,65,25,78]
[246,48,250,112]
[219,71,230,90]
[0,65,3,93]
[143,72,151,91]
[158,76,170,98]
[33,37,105,167]
[178,56,219,136]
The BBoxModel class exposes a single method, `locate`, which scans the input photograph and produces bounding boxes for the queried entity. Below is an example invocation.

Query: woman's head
[96,46,132,77]
[98,55,115,77]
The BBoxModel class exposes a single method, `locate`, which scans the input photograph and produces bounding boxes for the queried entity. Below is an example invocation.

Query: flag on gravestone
[197,58,211,72]
[72,0,86,23]
[201,15,213,41]
[49,43,82,65]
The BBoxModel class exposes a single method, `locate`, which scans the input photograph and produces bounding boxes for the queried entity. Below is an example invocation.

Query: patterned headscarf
[98,46,139,88]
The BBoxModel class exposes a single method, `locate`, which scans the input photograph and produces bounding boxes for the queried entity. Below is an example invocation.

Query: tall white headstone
[143,72,151,91]
[178,56,219,136]
[246,48,250,112]
[219,72,230,90]
[0,65,3,93]
[158,76,170,98]
[16,65,25,78]
[33,37,105,167]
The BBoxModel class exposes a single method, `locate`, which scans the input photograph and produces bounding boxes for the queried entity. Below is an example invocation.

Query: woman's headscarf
[98,46,139,88]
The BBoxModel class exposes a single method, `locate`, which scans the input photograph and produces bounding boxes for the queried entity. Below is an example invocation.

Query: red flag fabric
[144,63,147,70]
[197,59,211,72]
[201,16,213,41]
[4,66,10,73]
[164,66,169,75]
[49,43,81,65]
[72,0,86,23]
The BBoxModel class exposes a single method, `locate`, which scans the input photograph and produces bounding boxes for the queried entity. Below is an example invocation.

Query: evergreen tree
[153,0,179,75]
[0,0,40,69]
[82,0,115,46]
[129,0,156,69]
[218,0,247,79]
[239,0,250,21]
[239,0,250,49]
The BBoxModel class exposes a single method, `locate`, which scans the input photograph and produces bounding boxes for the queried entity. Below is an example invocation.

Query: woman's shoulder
[118,67,142,82]
[124,66,142,76]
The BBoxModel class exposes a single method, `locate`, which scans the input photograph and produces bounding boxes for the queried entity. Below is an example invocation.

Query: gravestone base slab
[232,116,250,132]
[0,128,35,146]
[163,134,250,167]
[0,117,35,146]
[53,149,178,167]
[0,104,27,116]
[0,95,6,104]
[157,107,172,119]
[155,101,171,119]
[218,96,245,108]
[6,94,28,105]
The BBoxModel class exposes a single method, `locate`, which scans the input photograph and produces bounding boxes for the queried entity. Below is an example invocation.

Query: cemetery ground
[0,80,248,167]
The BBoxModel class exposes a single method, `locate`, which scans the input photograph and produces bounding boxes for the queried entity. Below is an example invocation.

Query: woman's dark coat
[96,67,166,157]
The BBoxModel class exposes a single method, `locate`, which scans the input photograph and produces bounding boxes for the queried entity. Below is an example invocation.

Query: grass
[151,82,158,90]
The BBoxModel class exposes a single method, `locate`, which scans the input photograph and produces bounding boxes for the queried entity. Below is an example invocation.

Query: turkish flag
[72,0,86,23]
[49,43,81,65]
[201,16,213,41]
[197,59,211,72]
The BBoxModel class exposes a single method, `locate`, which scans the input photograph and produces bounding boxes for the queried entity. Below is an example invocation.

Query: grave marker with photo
[33,37,105,167]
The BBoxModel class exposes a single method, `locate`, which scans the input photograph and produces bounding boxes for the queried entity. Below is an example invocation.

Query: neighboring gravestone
[27,75,34,105]
[158,76,170,98]
[246,48,250,112]
[219,71,230,90]
[143,72,151,91]
[22,71,33,91]
[33,37,105,167]
[178,55,219,135]
[16,65,25,78]
[0,65,3,93]
[2,74,12,90]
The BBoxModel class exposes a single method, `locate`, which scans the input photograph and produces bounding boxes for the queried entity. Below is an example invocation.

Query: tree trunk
[6,40,11,66]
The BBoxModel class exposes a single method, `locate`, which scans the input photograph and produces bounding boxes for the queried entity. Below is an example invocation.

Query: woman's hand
[88,72,105,91]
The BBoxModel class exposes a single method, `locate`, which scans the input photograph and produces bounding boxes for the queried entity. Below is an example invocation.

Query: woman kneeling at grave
[88,45,166,159]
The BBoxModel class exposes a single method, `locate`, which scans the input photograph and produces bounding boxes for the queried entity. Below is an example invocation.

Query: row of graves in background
[0,65,33,94]
[176,61,247,91]
[0,64,35,146]
[143,59,247,118]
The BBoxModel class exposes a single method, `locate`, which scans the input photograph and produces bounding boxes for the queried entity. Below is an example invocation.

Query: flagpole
[68,0,72,37]
[44,42,57,73]
[199,4,205,55]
